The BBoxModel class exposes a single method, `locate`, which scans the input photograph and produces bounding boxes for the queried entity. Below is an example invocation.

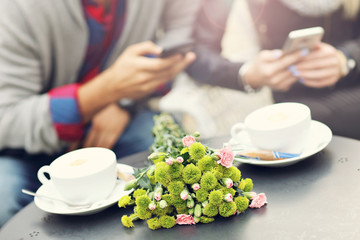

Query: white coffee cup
[231,102,311,153]
[37,147,117,205]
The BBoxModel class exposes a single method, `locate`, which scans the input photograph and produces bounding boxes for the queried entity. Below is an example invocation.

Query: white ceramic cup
[231,102,311,153]
[37,147,117,205]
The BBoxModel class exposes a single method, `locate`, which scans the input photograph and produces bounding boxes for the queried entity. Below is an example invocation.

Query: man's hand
[83,103,130,149]
[77,41,196,120]
[107,41,196,99]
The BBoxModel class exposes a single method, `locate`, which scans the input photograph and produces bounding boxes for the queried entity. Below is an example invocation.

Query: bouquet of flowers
[118,113,267,230]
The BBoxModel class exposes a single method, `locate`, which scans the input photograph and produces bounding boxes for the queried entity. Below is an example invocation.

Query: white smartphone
[282,26,324,54]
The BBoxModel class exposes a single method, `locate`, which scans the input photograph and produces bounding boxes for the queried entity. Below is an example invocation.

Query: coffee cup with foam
[231,102,311,154]
[37,147,117,205]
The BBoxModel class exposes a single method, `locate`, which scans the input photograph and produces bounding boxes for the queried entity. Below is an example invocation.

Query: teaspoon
[21,189,94,210]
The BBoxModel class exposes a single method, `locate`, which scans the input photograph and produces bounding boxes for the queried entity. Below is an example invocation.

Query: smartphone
[282,26,324,54]
[159,41,194,58]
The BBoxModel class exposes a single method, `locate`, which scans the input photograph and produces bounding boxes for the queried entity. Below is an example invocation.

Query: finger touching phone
[282,26,324,54]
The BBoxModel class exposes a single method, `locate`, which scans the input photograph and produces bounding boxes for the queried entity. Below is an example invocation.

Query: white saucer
[34,163,133,215]
[229,120,332,167]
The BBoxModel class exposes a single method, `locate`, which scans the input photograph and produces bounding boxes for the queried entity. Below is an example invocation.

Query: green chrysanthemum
[147,217,162,230]
[239,179,246,190]
[243,178,253,192]
[234,196,249,213]
[182,164,201,184]
[153,205,167,216]
[203,203,218,217]
[118,195,131,208]
[161,194,174,205]
[159,215,176,229]
[211,168,223,180]
[195,188,209,202]
[215,163,226,173]
[154,162,171,187]
[200,216,215,224]
[166,206,175,215]
[223,166,241,183]
[121,215,134,228]
[176,206,189,214]
[168,181,185,196]
[172,195,187,209]
[133,189,147,199]
[189,142,206,160]
[208,190,223,205]
[200,172,217,191]
[135,195,151,208]
[214,182,224,190]
[221,188,236,197]
[136,207,152,220]
[171,177,183,183]
[168,162,184,179]
[219,202,237,217]
[197,155,215,172]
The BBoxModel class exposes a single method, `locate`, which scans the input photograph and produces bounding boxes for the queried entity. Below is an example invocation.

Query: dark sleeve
[338,39,360,86]
[186,0,245,91]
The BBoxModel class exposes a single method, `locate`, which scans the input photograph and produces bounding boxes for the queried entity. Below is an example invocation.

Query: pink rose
[192,183,200,191]
[148,202,156,210]
[176,214,196,225]
[249,192,257,200]
[217,146,234,168]
[224,193,233,202]
[176,157,184,163]
[154,192,162,201]
[180,190,189,200]
[223,178,233,188]
[165,157,174,165]
[249,193,267,208]
[182,136,196,147]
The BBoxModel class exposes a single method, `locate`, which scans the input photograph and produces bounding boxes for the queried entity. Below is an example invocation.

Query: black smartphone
[159,42,194,58]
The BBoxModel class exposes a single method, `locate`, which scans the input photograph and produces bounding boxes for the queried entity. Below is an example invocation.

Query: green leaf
[137,174,153,190]
[236,187,244,197]
[180,147,189,154]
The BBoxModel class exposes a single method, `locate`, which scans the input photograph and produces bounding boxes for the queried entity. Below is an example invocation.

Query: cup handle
[37,165,51,185]
[231,122,246,137]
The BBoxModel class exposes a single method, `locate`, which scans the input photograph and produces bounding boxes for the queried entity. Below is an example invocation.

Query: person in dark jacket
[188,0,360,139]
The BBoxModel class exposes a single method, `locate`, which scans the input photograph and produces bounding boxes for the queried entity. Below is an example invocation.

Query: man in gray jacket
[0,0,199,226]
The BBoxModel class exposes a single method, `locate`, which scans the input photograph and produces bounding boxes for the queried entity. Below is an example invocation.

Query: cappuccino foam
[69,159,88,167]
[51,149,115,178]
[246,103,310,130]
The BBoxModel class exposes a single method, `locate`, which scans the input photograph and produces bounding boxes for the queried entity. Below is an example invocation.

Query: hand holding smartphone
[159,41,194,58]
[282,26,324,54]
